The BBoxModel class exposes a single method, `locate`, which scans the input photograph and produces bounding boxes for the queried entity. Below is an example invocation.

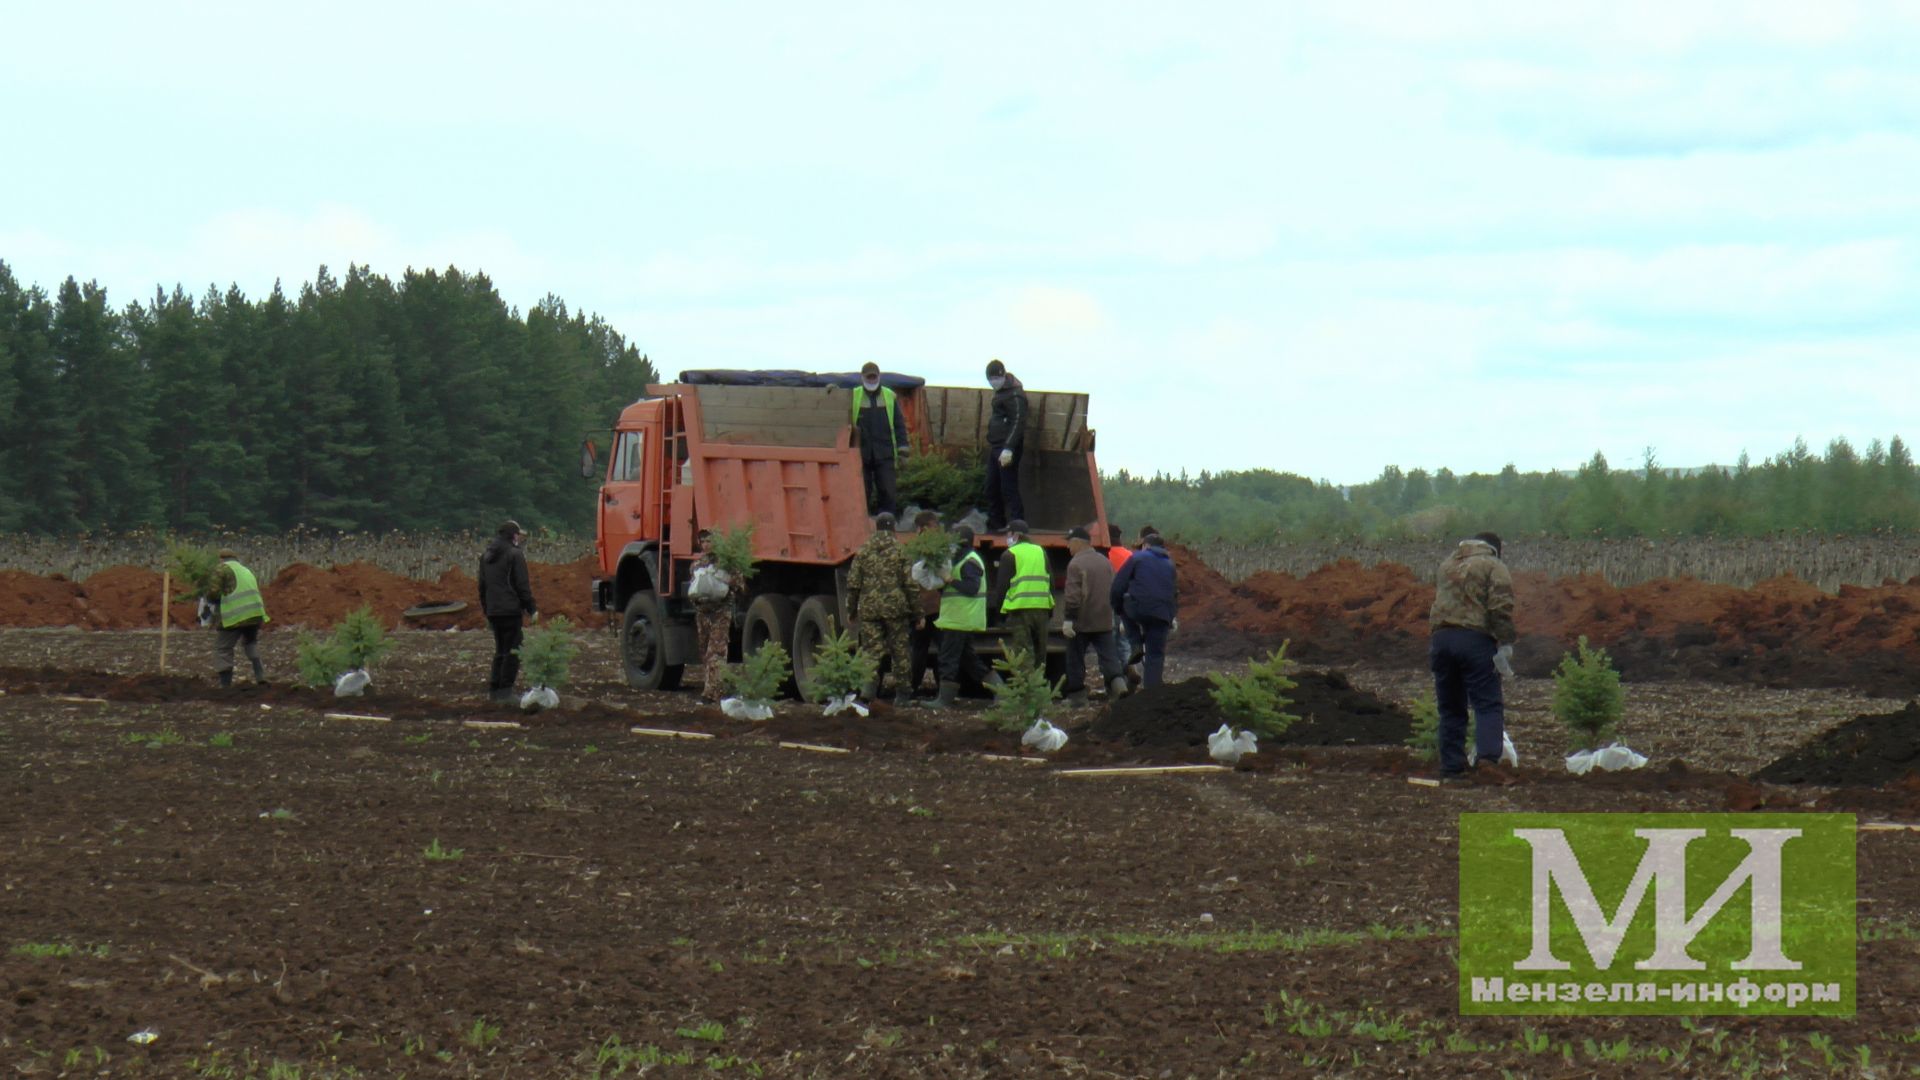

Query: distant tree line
[0,261,655,534]
[1104,441,1920,543]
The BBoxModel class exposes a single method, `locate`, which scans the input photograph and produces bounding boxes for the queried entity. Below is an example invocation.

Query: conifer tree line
[1106,442,1920,543]
[0,261,656,534]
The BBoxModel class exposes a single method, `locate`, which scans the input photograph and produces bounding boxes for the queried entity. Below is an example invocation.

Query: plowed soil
[4,630,1920,1077]
[1163,543,1920,697]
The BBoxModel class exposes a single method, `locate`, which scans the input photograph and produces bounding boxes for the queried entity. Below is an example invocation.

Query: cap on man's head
[1006,519,1029,535]
[912,509,940,529]
[1143,532,1166,548]
[217,547,238,560]
[875,512,898,531]
[860,361,880,377]
[499,520,523,538]
[1066,526,1090,542]
[1107,524,1123,545]
[985,358,1006,378]
[953,525,975,544]
[1473,531,1504,557]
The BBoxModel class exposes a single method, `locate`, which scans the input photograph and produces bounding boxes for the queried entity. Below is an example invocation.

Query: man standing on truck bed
[984,359,1027,531]
[850,361,910,517]
[479,521,538,703]
[994,520,1053,668]
[846,512,919,709]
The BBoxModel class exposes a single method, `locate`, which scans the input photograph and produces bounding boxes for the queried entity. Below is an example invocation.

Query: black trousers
[984,445,1023,530]
[1430,627,1506,773]
[909,614,937,692]
[1064,629,1121,694]
[937,627,987,687]
[489,615,524,691]
[863,456,899,516]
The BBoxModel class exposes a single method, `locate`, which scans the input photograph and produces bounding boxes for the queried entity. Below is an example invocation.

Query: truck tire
[741,594,798,696]
[622,592,684,691]
[790,594,839,695]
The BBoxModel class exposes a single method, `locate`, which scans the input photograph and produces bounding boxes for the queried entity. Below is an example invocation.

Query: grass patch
[124,729,185,748]
[11,942,109,959]
[951,923,1443,956]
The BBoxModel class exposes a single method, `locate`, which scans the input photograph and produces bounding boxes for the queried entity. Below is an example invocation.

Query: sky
[4,1,1919,484]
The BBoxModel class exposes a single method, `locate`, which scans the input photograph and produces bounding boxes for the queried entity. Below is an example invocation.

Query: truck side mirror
[580,438,598,480]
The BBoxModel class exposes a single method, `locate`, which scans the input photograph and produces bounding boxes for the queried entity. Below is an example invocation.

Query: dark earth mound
[1753,701,1920,786]
[1089,670,1414,752]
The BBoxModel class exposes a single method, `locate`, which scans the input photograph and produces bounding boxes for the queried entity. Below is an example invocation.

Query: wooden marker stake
[159,570,171,674]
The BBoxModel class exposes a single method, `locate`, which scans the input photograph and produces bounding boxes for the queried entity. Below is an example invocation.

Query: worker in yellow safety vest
[204,548,270,688]
[849,361,910,517]
[928,525,993,709]
[993,520,1054,670]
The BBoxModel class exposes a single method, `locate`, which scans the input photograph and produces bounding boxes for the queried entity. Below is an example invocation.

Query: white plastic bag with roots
[1565,742,1649,775]
[822,693,870,718]
[909,559,948,591]
[520,686,560,712]
[333,668,370,697]
[1207,724,1259,765]
[1021,718,1068,753]
[688,564,733,604]
[721,697,775,721]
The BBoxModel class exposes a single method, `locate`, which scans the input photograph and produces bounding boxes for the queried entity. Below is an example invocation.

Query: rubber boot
[927,681,960,710]
[859,680,879,702]
[985,671,1006,691]
[1063,689,1089,707]
[1106,676,1127,700]
[892,689,916,710]
[251,658,266,684]
[218,669,233,689]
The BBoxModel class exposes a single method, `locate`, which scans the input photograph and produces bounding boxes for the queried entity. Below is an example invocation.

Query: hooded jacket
[1110,544,1177,623]
[985,372,1028,452]
[1428,538,1516,643]
[478,536,537,619]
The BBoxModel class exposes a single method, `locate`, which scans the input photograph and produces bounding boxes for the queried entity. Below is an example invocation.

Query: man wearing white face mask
[983,358,1028,531]
[850,361,910,516]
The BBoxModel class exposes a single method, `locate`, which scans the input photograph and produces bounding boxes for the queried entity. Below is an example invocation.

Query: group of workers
[835,511,1180,710]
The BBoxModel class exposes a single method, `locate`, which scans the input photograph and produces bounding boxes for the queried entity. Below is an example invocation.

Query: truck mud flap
[662,622,697,667]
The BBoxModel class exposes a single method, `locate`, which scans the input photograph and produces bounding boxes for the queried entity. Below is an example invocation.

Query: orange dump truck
[585,371,1109,692]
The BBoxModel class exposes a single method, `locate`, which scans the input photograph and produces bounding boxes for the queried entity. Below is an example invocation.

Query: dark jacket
[1111,544,1177,623]
[853,385,910,465]
[986,373,1028,452]
[1063,547,1116,633]
[478,537,536,619]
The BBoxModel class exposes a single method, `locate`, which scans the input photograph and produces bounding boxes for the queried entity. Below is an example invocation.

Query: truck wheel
[742,594,799,696]
[790,595,839,694]
[622,592,684,691]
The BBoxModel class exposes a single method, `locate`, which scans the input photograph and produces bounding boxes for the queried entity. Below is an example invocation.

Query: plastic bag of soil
[1500,732,1519,767]
[689,565,733,603]
[1021,718,1068,753]
[520,686,560,712]
[910,559,948,591]
[823,693,870,718]
[1207,724,1259,765]
[721,697,775,721]
[1566,742,1648,775]
[333,669,370,697]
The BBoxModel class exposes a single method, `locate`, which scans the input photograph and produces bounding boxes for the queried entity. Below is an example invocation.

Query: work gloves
[1062,620,1076,639]
[1494,644,1515,679]
[998,448,1013,468]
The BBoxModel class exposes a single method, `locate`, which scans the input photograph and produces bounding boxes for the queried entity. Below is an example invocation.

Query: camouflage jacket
[847,533,917,620]
[1428,539,1517,643]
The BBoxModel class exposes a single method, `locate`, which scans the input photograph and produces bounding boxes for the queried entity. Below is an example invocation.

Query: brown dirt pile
[0,559,600,631]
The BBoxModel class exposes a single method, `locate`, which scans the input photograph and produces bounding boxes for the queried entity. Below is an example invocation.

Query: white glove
[998,448,1013,468]
[1171,618,1179,635]
[1062,620,1076,639]
[1494,644,1515,679]
[897,444,911,460]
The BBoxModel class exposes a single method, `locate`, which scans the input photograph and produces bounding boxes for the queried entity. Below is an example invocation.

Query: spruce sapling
[1551,636,1624,750]
[725,642,791,704]
[1206,642,1301,739]
[801,629,877,705]
[984,646,1059,733]
[518,616,580,690]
